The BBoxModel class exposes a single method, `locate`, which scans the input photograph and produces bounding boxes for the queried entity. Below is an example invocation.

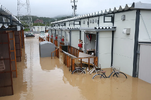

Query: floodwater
[1,35,151,100]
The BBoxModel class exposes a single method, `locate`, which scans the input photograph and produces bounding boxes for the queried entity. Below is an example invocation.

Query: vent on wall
[123,28,130,35]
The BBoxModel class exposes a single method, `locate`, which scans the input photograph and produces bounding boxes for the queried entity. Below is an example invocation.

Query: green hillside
[19,15,73,26]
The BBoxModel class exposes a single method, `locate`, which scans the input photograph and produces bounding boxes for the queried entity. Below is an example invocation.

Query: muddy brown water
[1,35,151,100]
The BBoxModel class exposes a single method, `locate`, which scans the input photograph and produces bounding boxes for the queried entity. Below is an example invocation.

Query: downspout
[65,31,67,45]
[111,31,114,67]
[96,32,99,57]
[88,18,89,27]
[69,30,71,46]
[61,29,62,39]
[54,29,56,37]
[111,14,115,67]
[79,30,81,40]
[133,9,140,77]
[79,30,81,50]
[98,16,100,27]
[84,32,86,53]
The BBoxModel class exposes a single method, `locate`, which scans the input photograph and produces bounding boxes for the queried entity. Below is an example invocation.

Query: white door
[71,31,79,48]
[139,44,151,84]
[98,32,112,68]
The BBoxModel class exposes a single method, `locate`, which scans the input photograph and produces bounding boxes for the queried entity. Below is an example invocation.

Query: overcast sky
[1,0,151,18]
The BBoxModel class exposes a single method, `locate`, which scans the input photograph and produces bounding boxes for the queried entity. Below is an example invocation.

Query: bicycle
[72,67,86,74]
[92,67,127,79]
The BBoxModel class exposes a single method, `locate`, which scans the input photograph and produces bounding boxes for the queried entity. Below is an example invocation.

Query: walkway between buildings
[1,34,151,100]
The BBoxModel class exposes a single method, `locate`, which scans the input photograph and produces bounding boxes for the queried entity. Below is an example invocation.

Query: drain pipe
[111,31,114,67]
[95,32,99,66]
[98,16,100,27]
[133,10,140,77]
[88,18,89,27]
[79,30,81,40]
[111,13,115,67]
[69,30,71,46]
[79,30,82,50]
[96,32,99,57]
[65,31,67,45]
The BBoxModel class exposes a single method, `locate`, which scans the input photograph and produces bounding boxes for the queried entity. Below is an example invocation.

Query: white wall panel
[139,44,151,84]
[89,17,98,28]
[98,32,112,68]
[99,16,112,26]
[71,31,79,48]
[66,22,70,27]
[65,31,70,45]
[139,10,151,42]
[33,26,45,32]
[113,10,136,76]
[81,19,88,28]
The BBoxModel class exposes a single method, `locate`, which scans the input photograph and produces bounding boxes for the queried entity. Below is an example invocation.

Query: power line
[17,0,32,29]
[71,0,78,16]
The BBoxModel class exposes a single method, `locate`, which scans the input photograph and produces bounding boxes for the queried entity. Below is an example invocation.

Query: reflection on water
[1,35,151,100]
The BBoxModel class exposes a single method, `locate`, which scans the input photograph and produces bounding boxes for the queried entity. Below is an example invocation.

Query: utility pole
[71,0,78,16]
[17,0,33,30]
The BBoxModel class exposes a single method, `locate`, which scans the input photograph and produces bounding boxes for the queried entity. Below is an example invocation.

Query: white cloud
[1,0,151,18]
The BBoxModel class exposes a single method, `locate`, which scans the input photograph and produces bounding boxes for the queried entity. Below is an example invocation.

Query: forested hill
[19,15,73,26]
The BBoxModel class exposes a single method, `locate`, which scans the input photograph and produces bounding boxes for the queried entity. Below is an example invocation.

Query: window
[104,15,113,23]
[92,19,94,23]
[83,20,85,24]
[95,19,97,23]
[90,20,91,23]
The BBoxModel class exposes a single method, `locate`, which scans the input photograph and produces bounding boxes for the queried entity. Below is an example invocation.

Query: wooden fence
[60,45,98,72]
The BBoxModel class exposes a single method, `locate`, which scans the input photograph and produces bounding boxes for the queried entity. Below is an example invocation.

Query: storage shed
[39,41,56,57]
[0,4,24,96]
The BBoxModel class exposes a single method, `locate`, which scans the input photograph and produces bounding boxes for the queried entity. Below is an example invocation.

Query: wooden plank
[68,46,70,53]
[80,59,82,68]
[94,57,98,66]
[0,42,9,44]
[7,32,14,95]
[22,30,25,48]
[69,57,71,68]
[63,53,66,65]
[0,85,12,88]
[19,31,22,57]
[15,31,21,62]
[67,55,69,67]
[71,47,73,55]
[71,59,75,71]
[9,38,13,40]
[0,71,12,73]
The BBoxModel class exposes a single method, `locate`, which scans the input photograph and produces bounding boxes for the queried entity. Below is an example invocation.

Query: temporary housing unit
[0,4,24,96]
[51,2,151,83]
[33,26,45,32]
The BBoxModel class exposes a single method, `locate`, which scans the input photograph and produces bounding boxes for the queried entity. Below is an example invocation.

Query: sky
[1,0,151,18]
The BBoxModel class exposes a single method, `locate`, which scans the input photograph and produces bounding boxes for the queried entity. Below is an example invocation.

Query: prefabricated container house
[33,26,45,32]
[0,5,24,96]
[50,2,151,83]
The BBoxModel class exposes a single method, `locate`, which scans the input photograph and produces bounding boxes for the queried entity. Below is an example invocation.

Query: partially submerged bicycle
[92,67,127,79]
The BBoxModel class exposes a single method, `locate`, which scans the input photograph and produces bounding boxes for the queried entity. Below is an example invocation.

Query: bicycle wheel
[72,69,86,74]
[113,72,127,79]
[92,74,105,79]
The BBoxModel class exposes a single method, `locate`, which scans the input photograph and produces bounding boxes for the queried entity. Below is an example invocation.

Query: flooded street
[1,35,151,100]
